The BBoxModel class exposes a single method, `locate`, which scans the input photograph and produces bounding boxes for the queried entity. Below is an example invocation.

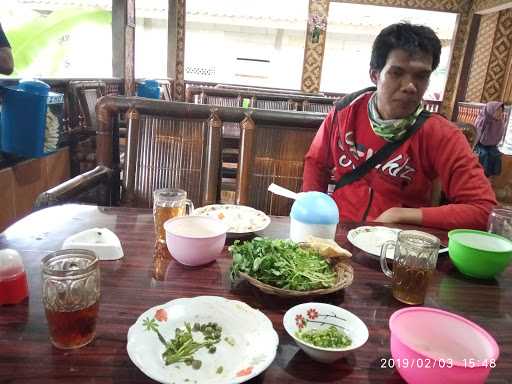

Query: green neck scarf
[368,93,424,142]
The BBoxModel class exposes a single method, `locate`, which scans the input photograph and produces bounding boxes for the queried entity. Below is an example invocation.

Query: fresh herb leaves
[143,320,222,368]
[229,237,336,291]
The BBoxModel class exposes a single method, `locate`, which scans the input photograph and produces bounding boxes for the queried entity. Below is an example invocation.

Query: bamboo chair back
[236,111,324,216]
[159,79,174,101]
[302,100,334,113]
[95,97,227,208]
[70,80,107,132]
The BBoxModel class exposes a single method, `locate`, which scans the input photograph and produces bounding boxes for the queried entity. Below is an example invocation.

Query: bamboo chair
[67,81,107,175]
[159,79,174,101]
[236,111,324,216]
[302,99,334,113]
[35,97,227,209]
[69,80,107,134]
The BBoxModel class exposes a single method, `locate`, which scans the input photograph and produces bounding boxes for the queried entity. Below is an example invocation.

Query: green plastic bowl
[448,229,512,279]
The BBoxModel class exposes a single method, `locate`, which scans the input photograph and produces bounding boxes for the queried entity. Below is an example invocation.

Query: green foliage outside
[4,8,111,77]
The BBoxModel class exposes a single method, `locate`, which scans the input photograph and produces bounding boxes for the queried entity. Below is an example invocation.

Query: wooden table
[0,204,510,383]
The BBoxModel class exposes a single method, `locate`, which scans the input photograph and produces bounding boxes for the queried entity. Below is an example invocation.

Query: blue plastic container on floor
[1,79,62,158]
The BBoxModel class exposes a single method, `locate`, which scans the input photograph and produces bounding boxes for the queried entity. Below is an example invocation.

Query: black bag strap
[334,108,431,191]
[334,86,377,114]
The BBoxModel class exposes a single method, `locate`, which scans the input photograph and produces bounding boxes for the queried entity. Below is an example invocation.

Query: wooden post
[235,115,256,206]
[203,111,223,206]
[300,0,330,93]
[168,0,186,101]
[112,0,135,96]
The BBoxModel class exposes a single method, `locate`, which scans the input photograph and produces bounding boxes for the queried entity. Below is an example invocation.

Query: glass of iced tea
[380,230,440,305]
[41,249,100,349]
[153,188,194,245]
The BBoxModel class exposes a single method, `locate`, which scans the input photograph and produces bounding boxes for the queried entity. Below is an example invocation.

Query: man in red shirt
[303,23,496,230]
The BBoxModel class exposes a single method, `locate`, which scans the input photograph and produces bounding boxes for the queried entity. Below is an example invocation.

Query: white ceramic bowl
[283,302,369,363]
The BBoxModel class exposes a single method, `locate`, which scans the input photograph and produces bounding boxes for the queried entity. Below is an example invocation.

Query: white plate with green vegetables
[127,296,279,384]
[283,302,369,363]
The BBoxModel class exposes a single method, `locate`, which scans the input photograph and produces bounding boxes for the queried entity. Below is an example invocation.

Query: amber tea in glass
[153,188,194,244]
[380,230,440,305]
[42,249,100,349]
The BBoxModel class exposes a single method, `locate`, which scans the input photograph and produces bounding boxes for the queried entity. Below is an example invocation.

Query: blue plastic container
[137,79,161,99]
[289,192,339,242]
[1,79,62,158]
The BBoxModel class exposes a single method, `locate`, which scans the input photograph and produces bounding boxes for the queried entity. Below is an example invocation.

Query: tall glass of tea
[153,188,194,246]
[41,249,100,349]
[380,230,440,305]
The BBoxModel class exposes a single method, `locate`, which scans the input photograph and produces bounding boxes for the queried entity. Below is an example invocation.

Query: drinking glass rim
[153,188,187,199]
[490,207,512,217]
[397,230,440,249]
[42,249,98,277]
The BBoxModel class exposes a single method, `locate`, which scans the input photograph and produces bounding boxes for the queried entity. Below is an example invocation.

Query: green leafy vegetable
[296,325,352,348]
[229,237,336,291]
[143,320,222,368]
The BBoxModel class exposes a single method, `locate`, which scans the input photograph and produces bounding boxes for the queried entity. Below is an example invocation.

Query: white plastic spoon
[268,183,299,200]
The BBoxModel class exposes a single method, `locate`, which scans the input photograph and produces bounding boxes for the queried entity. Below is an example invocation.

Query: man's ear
[369,69,379,85]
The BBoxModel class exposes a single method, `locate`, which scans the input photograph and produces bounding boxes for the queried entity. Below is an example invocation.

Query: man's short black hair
[370,22,441,71]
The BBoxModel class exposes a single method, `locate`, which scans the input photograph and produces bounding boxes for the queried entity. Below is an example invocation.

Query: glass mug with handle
[488,207,512,240]
[380,230,440,305]
[153,188,194,245]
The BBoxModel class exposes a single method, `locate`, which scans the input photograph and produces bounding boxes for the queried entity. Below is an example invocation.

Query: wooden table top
[0,204,510,384]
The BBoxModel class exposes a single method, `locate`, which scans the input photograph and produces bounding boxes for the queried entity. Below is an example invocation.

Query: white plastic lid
[0,249,25,280]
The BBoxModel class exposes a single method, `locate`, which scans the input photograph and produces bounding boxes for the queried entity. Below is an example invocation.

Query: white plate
[127,296,278,384]
[347,226,401,259]
[192,204,271,234]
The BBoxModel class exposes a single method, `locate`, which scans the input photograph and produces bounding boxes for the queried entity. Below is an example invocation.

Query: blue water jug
[289,191,339,242]
[1,79,61,158]
[137,80,161,99]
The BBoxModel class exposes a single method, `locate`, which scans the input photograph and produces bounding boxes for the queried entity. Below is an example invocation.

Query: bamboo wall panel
[475,0,512,13]
[440,8,473,118]
[482,9,512,102]
[301,0,330,93]
[466,13,499,101]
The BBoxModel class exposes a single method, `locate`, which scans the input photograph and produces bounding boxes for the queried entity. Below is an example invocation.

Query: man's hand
[0,47,14,75]
[374,207,423,225]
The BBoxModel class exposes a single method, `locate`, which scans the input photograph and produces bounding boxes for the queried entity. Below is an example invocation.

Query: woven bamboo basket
[239,259,354,298]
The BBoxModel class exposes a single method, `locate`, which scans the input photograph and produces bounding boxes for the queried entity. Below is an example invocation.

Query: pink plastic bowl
[164,216,227,266]
[389,307,499,384]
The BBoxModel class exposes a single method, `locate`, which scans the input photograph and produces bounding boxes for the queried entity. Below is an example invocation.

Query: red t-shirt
[303,92,496,230]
